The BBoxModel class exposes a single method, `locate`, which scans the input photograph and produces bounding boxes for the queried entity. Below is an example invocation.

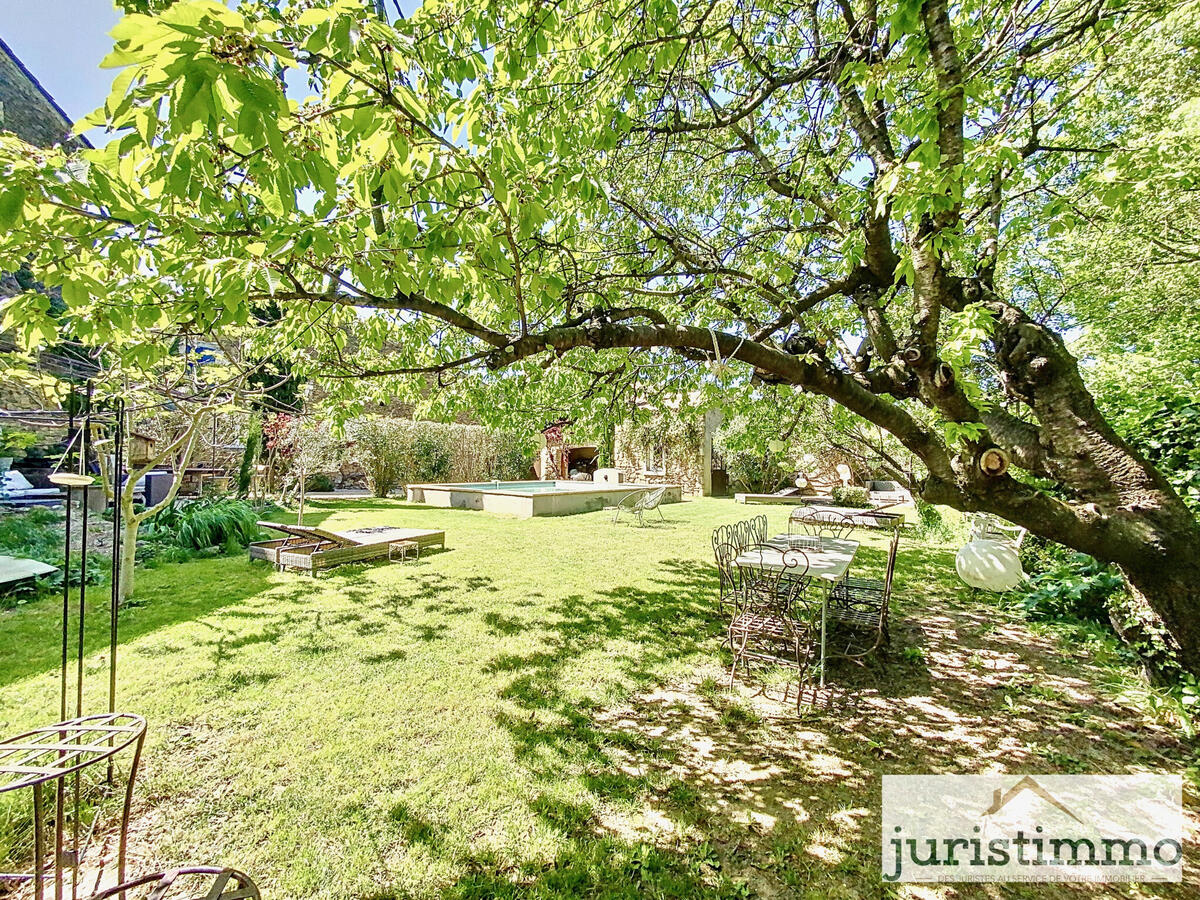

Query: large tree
[2,0,1200,667]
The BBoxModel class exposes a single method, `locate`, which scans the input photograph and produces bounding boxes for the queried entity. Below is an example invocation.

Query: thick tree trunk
[1107,517,1200,678]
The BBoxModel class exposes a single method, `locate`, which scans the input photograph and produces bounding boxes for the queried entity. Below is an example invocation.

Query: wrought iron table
[735,536,860,687]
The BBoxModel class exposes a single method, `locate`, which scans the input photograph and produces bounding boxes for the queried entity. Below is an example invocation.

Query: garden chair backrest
[750,514,768,545]
[712,524,732,555]
[713,540,742,595]
[969,513,1027,547]
[257,521,356,547]
[882,526,900,601]
[640,487,666,510]
[738,544,815,618]
[2,470,36,492]
[789,508,854,540]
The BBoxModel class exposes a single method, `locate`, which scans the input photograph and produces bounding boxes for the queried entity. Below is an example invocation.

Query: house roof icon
[983,776,1084,824]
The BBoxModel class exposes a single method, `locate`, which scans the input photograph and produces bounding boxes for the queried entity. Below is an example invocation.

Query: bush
[347,418,533,496]
[0,508,108,602]
[238,414,263,496]
[912,499,956,544]
[1117,396,1200,510]
[144,498,261,550]
[305,473,336,493]
[723,449,786,493]
[347,418,407,497]
[1015,553,1124,624]
[830,485,872,508]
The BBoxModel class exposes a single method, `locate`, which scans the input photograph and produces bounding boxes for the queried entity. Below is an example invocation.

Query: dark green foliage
[0,508,107,603]
[830,485,871,508]
[238,414,263,496]
[305,473,336,492]
[1017,536,1123,625]
[1016,548,1124,624]
[412,433,453,483]
[912,500,953,543]
[144,498,261,551]
[1120,396,1200,510]
[722,449,785,493]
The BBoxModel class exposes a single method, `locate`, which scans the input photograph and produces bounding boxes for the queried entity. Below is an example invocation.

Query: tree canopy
[3,0,1200,668]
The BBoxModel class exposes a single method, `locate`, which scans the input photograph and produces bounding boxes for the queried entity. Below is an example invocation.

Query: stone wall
[613,422,704,495]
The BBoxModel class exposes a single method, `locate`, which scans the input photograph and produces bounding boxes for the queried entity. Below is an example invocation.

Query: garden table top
[734,536,859,582]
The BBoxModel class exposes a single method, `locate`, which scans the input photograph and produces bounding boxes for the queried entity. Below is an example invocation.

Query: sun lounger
[250,522,446,572]
[0,470,65,507]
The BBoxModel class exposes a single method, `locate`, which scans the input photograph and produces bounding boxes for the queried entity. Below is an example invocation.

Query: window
[642,442,667,475]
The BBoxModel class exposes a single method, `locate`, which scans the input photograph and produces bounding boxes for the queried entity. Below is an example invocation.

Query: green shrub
[1015,553,1124,623]
[723,449,785,493]
[0,508,108,603]
[144,498,261,550]
[412,433,452,483]
[347,418,406,497]
[238,414,263,496]
[305,473,336,493]
[347,418,533,495]
[1117,396,1200,510]
[912,499,955,543]
[830,485,872,508]
[0,427,38,457]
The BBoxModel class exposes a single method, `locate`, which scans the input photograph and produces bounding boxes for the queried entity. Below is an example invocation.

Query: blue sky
[2,1,123,144]
[2,2,422,145]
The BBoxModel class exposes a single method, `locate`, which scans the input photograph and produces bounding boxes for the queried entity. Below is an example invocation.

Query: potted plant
[0,427,39,472]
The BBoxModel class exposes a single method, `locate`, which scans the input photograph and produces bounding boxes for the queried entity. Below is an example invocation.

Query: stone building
[0,36,88,149]
[1,36,95,410]
[612,405,726,496]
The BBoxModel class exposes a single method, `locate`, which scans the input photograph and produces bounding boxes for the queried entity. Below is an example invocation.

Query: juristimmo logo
[882,775,1182,883]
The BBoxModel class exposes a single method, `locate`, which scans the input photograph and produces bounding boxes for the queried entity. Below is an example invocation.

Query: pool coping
[405,481,683,518]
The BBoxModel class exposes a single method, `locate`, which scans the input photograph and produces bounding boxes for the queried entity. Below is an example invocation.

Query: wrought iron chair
[713,540,743,616]
[828,526,899,658]
[88,867,260,900]
[748,513,768,544]
[789,507,855,540]
[711,523,733,556]
[728,544,822,710]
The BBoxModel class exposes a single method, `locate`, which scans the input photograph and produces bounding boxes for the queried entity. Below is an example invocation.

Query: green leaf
[0,186,26,230]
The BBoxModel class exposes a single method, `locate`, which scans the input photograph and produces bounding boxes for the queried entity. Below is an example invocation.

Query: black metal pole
[76,383,92,720]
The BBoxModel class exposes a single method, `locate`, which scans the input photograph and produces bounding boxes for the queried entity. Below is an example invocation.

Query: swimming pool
[405,480,683,518]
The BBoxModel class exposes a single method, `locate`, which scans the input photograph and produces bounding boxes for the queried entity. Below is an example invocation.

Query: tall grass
[145,498,261,550]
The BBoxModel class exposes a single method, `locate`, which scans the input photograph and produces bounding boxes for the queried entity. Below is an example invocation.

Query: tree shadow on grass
[0,558,304,692]
[448,548,1200,899]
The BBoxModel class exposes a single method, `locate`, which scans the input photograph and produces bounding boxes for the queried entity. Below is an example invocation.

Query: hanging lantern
[956,539,1025,592]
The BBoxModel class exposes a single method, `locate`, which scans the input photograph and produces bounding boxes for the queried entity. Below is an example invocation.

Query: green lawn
[0,498,1196,898]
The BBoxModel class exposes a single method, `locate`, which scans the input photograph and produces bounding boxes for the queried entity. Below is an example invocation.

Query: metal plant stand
[86,866,260,900]
[0,387,143,899]
[0,713,147,900]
